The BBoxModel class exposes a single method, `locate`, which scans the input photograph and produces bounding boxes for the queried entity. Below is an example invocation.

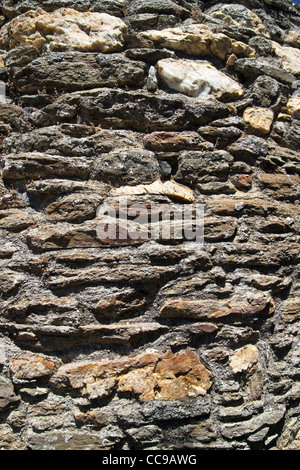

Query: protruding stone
[243,107,274,135]
[0,8,128,52]
[160,295,274,320]
[157,59,243,100]
[51,350,212,402]
[11,357,56,380]
[229,345,259,374]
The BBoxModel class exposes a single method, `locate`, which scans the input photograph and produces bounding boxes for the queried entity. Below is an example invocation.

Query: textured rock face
[0,8,127,52]
[0,0,299,452]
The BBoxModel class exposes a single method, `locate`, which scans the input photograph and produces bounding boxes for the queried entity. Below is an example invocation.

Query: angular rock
[92,150,160,186]
[229,345,259,374]
[51,350,212,401]
[282,297,300,323]
[0,269,24,295]
[10,357,56,380]
[228,135,269,163]
[234,58,295,84]
[277,417,300,450]
[286,96,300,119]
[175,150,233,187]
[221,406,286,440]
[272,41,300,76]
[5,45,40,68]
[248,75,280,107]
[0,377,20,412]
[143,24,255,61]
[157,59,243,101]
[243,107,274,135]
[0,8,127,52]
[207,4,271,39]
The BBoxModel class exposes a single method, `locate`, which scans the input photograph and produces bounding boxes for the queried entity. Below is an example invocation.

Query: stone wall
[0,0,299,450]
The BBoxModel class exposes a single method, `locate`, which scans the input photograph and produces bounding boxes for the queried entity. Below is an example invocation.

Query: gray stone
[0,376,20,412]
[92,149,160,186]
[234,58,295,84]
[175,150,233,187]
[12,52,146,94]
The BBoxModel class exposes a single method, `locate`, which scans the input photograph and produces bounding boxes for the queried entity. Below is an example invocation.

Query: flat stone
[3,153,91,181]
[75,88,231,131]
[27,430,120,450]
[143,24,254,61]
[144,131,207,151]
[0,8,127,52]
[160,294,274,320]
[13,52,146,94]
[221,406,286,440]
[111,180,195,203]
[234,58,295,84]
[157,59,243,100]
[0,209,36,231]
[46,193,103,223]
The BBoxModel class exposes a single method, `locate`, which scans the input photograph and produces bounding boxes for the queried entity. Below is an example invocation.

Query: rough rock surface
[0,0,299,451]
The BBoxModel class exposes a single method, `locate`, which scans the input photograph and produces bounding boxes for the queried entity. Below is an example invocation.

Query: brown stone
[0,209,36,231]
[51,350,212,402]
[10,357,56,380]
[243,107,274,135]
[75,410,109,429]
[160,295,274,320]
[258,172,300,200]
[282,297,300,323]
[208,198,300,218]
[143,131,206,151]
[46,193,103,223]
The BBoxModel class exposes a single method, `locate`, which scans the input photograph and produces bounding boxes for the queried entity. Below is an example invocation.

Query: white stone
[157,58,243,100]
[272,42,300,76]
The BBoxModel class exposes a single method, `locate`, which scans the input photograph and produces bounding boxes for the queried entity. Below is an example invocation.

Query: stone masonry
[0,0,299,450]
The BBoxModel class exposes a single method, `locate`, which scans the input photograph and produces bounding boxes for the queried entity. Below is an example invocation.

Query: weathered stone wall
[0,0,299,450]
